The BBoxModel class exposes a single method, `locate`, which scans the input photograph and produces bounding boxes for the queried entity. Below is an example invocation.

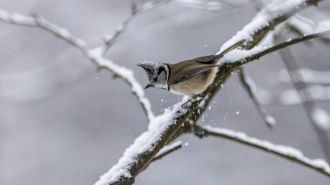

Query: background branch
[0,9,155,122]
[238,67,276,128]
[274,33,330,162]
[195,125,330,177]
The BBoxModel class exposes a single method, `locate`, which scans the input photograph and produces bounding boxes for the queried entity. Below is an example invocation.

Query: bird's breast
[169,67,218,98]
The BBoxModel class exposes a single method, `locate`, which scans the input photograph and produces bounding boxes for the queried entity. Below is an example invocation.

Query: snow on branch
[238,68,276,128]
[198,125,330,177]
[0,9,89,53]
[223,29,330,65]
[220,0,322,50]
[0,9,155,121]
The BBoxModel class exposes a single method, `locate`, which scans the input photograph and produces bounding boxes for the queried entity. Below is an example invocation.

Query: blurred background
[1,0,330,184]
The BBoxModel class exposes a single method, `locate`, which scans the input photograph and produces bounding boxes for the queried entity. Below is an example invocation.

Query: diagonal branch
[238,67,276,128]
[229,29,330,67]
[95,1,326,184]
[0,9,155,121]
[195,125,330,177]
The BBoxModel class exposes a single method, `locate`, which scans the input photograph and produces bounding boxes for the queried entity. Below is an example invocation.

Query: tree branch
[238,67,276,128]
[101,0,171,56]
[229,29,330,67]
[0,9,155,122]
[94,1,327,184]
[195,125,330,177]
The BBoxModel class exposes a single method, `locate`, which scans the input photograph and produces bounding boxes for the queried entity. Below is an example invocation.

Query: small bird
[138,39,246,105]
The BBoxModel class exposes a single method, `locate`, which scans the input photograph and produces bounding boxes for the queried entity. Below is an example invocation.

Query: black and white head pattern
[137,61,169,90]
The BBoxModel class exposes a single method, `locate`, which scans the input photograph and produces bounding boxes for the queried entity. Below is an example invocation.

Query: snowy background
[1,0,330,185]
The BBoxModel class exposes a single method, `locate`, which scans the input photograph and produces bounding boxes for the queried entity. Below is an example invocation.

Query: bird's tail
[215,39,246,60]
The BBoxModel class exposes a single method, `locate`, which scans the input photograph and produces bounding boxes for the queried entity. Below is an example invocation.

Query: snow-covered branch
[238,68,276,128]
[197,125,330,177]
[224,29,330,66]
[0,9,155,121]
[288,14,330,44]
[0,10,89,53]
[220,0,322,50]
[95,0,328,184]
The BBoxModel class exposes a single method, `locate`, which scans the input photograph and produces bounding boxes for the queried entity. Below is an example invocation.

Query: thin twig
[195,125,330,177]
[152,141,182,162]
[238,67,276,128]
[102,0,171,56]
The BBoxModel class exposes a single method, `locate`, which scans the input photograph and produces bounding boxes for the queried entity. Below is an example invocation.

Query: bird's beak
[145,84,152,89]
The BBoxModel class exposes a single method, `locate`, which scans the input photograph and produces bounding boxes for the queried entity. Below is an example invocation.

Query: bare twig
[195,125,330,177]
[102,0,171,56]
[0,9,155,122]
[274,33,330,162]
[288,15,330,45]
[152,141,182,162]
[238,67,276,128]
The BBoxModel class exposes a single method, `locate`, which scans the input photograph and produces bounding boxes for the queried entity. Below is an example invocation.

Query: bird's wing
[172,64,220,84]
[193,55,217,64]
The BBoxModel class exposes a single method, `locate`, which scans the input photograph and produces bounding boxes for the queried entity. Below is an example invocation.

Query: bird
[138,39,246,106]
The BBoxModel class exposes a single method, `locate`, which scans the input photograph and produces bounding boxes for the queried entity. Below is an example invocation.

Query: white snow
[221,45,266,64]
[88,48,155,121]
[94,99,188,185]
[311,108,330,131]
[203,125,330,175]
[265,115,276,126]
[219,0,310,64]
